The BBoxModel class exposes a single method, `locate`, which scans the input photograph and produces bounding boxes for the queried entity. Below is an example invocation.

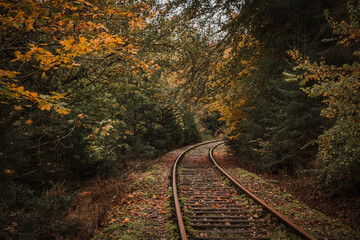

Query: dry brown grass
[59,159,154,240]
[60,177,126,239]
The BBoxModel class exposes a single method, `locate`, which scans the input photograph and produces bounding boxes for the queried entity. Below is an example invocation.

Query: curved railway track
[172,141,317,240]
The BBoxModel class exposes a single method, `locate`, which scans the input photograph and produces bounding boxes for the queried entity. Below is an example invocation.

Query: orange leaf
[16,86,25,92]
[29,92,39,101]
[57,108,71,115]
[77,113,87,118]
[39,101,51,111]
[3,169,14,175]
[14,105,23,110]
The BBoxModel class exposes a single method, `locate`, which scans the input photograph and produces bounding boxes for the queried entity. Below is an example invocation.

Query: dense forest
[0,0,359,239]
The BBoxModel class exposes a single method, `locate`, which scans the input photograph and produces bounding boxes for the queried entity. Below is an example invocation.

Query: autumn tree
[0,0,204,238]
[163,0,358,182]
[287,2,360,194]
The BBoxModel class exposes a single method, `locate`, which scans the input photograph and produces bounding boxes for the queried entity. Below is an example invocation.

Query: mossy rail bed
[94,146,360,240]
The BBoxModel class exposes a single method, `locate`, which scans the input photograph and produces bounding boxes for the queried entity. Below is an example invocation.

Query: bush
[0,182,73,240]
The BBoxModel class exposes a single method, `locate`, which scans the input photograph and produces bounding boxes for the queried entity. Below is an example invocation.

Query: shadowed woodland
[1,0,360,239]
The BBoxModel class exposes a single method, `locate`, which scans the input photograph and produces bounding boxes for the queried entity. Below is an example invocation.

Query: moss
[228,167,360,239]
[93,157,173,240]
[269,224,301,240]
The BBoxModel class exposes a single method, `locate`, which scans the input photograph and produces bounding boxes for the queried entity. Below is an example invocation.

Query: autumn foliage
[0,0,151,115]
[0,0,201,239]
[286,4,360,194]
[166,0,360,195]
[1,0,360,238]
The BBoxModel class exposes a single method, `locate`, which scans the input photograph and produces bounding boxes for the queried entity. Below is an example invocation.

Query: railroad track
[172,141,317,240]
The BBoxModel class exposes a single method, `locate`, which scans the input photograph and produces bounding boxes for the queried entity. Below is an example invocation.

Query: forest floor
[90,143,360,240]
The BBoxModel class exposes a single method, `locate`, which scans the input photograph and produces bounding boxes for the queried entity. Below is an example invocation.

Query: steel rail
[172,140,222,240]
[209,141,318,240]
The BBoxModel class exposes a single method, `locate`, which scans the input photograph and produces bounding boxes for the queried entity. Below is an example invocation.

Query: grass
[226,167,360,239]
[60,176,133,239]
[92,150,181,240]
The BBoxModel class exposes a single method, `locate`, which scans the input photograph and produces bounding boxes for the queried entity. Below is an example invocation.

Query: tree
[162,0,346,176]
[0,1,169,238]
[287,1,360,194]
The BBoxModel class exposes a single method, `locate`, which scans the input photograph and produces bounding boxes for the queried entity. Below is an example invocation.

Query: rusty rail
[209,141,318,240]
[171,140,222,240]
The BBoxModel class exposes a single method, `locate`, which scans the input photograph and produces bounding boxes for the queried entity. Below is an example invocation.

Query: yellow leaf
[14,105,23,110]
[25,119,33,125]
[39,101,52,111]
[57,108,71,115]
[16,86,25,92]
[79,36,87,43]
[50,92,66,100]
[29,92,39,101]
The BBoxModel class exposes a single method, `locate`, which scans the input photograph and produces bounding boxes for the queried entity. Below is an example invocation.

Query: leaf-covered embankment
[213,145,360,240]
[93,147,187,240]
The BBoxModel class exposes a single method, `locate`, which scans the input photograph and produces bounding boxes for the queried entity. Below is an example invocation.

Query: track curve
[172,141,318,240]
